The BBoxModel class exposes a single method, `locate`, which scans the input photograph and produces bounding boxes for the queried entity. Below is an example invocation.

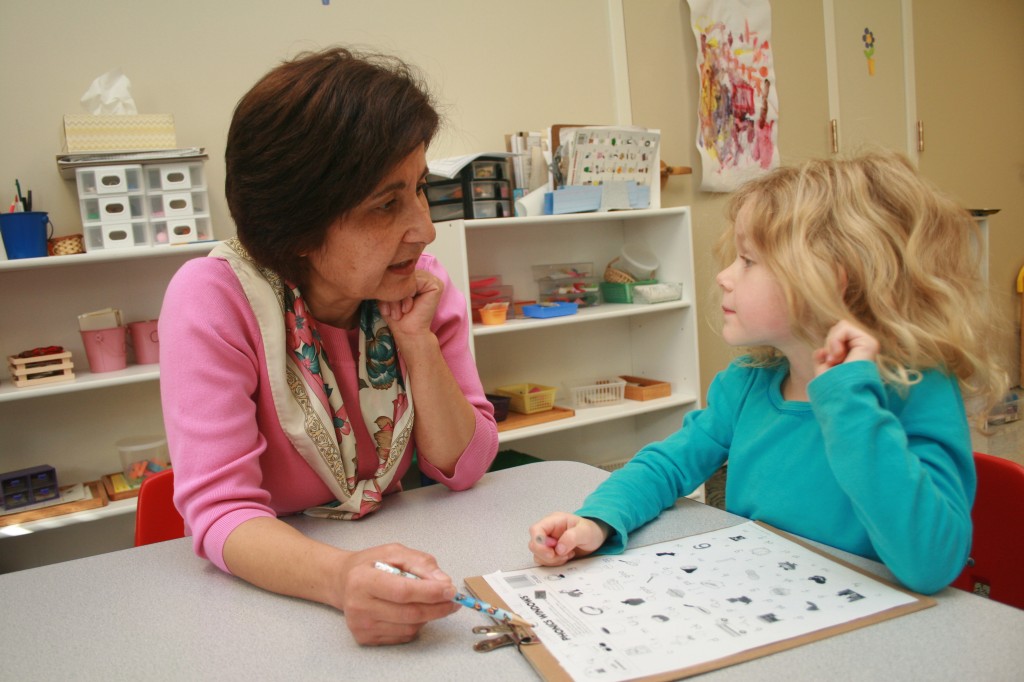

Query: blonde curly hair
[714,150,1008,417]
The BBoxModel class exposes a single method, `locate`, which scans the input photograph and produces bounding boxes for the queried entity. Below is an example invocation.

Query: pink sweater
[159,253,498,572]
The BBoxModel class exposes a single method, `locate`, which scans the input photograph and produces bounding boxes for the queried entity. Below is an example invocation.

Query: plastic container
[521,302,577,318]
[485,394,511,422]
[75,165,143,196]
[117,435,171,486]
[539,276,602,307]
[479,303,509,325]
[143,163,206,192]
[633,282,683,304]
[495,383,557,414]
[429,202,464,222]
[565,377,626,408]
[619,242,659,279]
[599,279,658,304]
[470,200,512,218]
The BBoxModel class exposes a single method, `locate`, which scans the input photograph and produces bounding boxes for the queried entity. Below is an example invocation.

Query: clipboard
[464,521,935,682]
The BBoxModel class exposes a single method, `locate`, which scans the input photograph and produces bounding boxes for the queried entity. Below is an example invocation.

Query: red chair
[133,468,185,547]
[950,452,1024,609]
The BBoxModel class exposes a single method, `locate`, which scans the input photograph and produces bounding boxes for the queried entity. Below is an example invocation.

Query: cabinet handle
[830,119,839,154]
[917,120,925,152]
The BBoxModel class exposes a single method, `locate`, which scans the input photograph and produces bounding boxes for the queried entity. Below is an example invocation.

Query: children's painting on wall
[687,0,780,192]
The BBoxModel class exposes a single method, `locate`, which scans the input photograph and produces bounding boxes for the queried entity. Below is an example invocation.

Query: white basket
[565,377,626,408]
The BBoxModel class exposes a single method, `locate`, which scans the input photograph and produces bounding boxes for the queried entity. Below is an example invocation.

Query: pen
[373,561,534,627]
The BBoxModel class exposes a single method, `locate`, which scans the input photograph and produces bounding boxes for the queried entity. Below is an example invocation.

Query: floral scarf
[212,238,414,520]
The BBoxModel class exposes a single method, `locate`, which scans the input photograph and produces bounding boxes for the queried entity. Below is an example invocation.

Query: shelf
[0,241,218,272]
[461,206,688,230]
[0,496,138,537]
[474,300,689,336]
[497,391,698,444]
[0,364,160,402]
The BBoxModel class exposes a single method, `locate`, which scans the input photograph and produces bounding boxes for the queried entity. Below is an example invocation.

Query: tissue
[62,69,177,152]
[80,68,138,115]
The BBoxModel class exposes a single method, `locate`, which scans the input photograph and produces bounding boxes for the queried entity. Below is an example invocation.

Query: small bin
[599,279,658,304]
[539,276,602,307]
[620,375,671,401]
[471,160,506,179]
[471,181,510,200]
[144,163,205,192]
[75,165,143,196]
[485,393,511,422]
[565,377,626,408]
[429,202,464,222]
[117,435,172,487]
[633,282,683,304]
[426,183,463,202]
[495,383,557,414]
[521,302,577,318]
[470,200,512,218]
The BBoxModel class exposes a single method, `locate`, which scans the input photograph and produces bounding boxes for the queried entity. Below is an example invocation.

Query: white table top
[1,460,1021,680]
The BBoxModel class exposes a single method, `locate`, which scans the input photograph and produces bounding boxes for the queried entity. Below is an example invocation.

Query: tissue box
[63,114,177,152]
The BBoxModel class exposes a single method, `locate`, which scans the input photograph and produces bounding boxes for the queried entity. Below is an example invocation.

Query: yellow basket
[495,383,557,414]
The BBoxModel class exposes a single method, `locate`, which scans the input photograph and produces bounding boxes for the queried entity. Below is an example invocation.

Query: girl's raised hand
[528,512,609,566]
[813,319,880,376]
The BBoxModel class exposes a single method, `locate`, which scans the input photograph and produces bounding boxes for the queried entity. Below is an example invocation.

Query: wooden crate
[619,375,671,401]
[7,351,75,388]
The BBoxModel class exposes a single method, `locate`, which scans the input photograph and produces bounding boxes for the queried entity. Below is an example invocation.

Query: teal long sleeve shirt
[576,359,976,594]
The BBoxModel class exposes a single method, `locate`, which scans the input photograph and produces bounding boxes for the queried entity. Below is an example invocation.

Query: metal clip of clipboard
[471,622,537,653]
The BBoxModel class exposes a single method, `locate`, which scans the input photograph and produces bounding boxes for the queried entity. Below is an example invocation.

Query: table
[1,461,1021,680]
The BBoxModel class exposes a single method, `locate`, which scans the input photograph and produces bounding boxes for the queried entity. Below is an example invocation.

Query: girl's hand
[528,512,609,567]
[813,319,880,376]
[336,544,460,646]
[377,270,443,341]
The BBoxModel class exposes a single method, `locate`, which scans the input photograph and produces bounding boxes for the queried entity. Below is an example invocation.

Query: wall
[0,0,623,242]
[623,0,833,397]
[912,0,1024,384]
[623,0,1024,399]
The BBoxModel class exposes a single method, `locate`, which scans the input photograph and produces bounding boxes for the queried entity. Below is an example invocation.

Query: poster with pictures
[687,0,780,192]
[480,521,929,682]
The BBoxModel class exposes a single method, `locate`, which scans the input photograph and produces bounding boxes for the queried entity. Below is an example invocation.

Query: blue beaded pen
[373,561,533,627]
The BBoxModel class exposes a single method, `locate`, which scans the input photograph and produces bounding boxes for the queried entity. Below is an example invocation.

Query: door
[823,0,916,157]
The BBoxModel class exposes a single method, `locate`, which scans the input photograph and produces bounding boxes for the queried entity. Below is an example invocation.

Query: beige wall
[913,0,1024,385]
[0,0,622,242]
[624,0,1024,398]
[624,0,833,397]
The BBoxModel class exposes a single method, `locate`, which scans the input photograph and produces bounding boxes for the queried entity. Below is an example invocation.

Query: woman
[159,47,499,645]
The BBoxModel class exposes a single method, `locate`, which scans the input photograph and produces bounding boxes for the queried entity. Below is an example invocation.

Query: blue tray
[521,302,578,318]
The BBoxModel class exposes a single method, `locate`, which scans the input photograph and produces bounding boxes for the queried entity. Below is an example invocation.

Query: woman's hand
[337,544,460,646]
[528,512,609,567]
[813,319,880,376]
[378,270,442,342]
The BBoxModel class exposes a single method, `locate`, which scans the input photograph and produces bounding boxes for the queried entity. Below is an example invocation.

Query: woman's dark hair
[225,47,440,283]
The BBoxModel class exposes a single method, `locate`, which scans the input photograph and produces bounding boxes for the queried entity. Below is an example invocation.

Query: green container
[599,279,657,304]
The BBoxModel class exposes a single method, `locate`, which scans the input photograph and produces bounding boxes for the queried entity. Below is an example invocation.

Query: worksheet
[482,521,924,681]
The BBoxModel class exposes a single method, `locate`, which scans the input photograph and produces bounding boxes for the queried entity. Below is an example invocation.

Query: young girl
[528,150,1007,595]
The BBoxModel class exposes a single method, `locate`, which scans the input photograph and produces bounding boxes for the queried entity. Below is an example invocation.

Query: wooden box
[619,375,671,401]
[7,351,75,388]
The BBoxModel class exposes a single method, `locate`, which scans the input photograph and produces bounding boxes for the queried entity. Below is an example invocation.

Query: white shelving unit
[0,243,216,548]
[427,207,701,468]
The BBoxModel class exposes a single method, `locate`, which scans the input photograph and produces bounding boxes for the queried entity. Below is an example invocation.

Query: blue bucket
[0,212,52,259]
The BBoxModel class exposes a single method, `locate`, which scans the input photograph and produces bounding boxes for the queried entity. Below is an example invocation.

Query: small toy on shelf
[6,346,75,388]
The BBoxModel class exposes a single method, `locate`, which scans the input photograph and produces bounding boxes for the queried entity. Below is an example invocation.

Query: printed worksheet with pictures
[481,521,928,682]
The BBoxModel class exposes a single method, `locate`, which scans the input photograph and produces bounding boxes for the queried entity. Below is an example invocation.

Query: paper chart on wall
[479,521,932,682]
